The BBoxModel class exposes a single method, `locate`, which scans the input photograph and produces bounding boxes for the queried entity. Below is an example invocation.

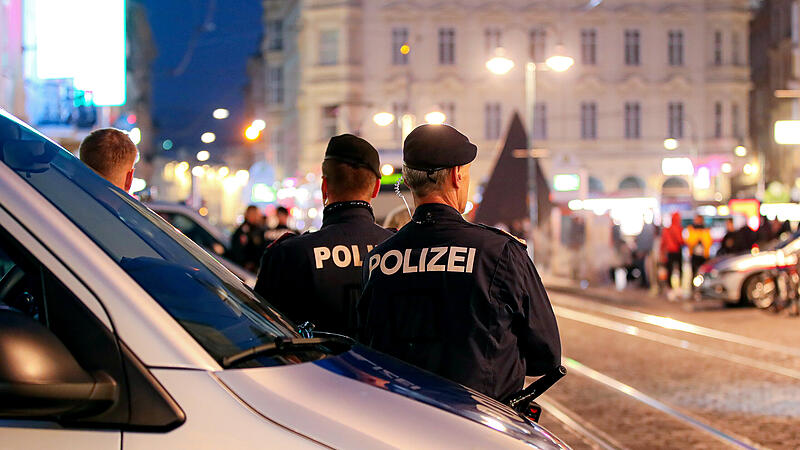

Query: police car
[0,110,568,449]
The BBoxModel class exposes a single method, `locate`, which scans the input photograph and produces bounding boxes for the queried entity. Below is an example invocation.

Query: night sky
[140,0,263,157]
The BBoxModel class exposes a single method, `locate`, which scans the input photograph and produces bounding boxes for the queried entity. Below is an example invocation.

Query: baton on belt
[506,365,567,421]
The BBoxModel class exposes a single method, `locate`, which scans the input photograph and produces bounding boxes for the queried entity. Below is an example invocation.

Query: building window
[668,30,683,66]
[392,102,408,141]
[267,67,283,104]
[624,29,640,66]
[533,102,547,140]
[581,29,597,65]
[624,102,641,139]
[392,27,409,65]
[714,102,723,138]
[484,28,502,56]
[438,28,456,65]
[732,102,740,138]
[732,32,741,65]
[319,29,339,66]
[668,102,684,139]
[581,102,597,139]
[266,20,283,51]
[529,28,546,62]
[484,103,501,140]
[441,102,455,126]
[714,30,723,66]
[321,105,338,139]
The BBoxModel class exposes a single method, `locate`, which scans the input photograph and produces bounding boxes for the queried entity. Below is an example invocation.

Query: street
[535,288,800,450]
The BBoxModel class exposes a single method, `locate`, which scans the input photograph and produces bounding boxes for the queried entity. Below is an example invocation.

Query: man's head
[275,206,290,225]
[726,218,735,231]
[401,124,477,212]
[79,128,138,191]
[321,134,381,204]
[244,205,261,225]
[694,214,704,226]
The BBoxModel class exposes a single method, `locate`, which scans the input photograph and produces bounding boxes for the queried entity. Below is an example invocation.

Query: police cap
[324,134,381,178]
[403,124,477,172]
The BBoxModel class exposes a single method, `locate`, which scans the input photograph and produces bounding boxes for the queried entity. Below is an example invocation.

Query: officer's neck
[325,194,372,205]
[413,191,462,212]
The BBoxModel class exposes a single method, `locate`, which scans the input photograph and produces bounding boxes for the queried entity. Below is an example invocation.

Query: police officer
[254,134,393,337]
[358,124,561,401]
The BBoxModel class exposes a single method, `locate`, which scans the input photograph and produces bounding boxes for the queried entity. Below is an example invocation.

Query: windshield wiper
[222,335,352,368]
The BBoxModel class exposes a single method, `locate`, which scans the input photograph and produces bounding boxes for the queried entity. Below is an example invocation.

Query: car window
[0,112,298,366]
[166,213,227,256]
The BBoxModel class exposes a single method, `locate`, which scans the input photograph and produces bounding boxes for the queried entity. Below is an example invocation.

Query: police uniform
[254,135,393,337]
[358,124,561,401]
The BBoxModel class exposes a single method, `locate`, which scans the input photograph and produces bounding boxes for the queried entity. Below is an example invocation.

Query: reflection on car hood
[216,344,566,449]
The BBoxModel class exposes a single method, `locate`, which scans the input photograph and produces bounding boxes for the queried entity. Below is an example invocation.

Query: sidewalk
[541,274,726,311]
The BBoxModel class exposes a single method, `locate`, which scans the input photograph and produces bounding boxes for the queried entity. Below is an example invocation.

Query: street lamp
[424,111,446,125]
[373,112,395,127]
[663,138,679,151]
[486,46,573,260]
[734,145,747,157]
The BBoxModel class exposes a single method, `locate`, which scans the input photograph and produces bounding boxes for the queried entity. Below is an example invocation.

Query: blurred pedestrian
[660,212,684,288]
[755,215,775,245]
[264,206,297,245]
[610,223,632,289]
[78,128,138,191]
[717,218,740,256]
[686,214,712,278]
[359,124,560,401]
[634,222,655,288]
[254,134,392,337]
[230,205,266,273]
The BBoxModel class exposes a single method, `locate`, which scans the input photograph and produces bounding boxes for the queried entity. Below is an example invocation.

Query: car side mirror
[0,308,118,419]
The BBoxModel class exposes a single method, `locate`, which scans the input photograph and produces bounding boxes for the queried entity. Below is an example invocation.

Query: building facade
[0,0,24,117]
[257,0,752,205]
[750,0,800,198]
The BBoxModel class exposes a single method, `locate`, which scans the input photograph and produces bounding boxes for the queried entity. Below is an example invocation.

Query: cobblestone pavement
[535,289,800,450]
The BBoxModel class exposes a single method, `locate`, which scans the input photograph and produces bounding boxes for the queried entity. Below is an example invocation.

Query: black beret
[324,134,381,177]
[403,124,477,172]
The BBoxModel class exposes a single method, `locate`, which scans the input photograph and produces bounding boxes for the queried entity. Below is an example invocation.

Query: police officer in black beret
[358,124,561,401]
[254,134,393,337]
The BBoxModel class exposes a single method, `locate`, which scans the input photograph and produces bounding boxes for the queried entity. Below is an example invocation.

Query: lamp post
[486,46,574,260]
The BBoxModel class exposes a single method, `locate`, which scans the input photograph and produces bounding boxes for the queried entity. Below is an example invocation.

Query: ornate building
[256,0,752,204]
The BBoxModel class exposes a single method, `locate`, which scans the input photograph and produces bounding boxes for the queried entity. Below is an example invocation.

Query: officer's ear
[450,165,465,189]
[371,176,380,199]
[321,177,329,202]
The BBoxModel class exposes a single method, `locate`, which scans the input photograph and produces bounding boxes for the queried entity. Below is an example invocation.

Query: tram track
[540,292,800,449]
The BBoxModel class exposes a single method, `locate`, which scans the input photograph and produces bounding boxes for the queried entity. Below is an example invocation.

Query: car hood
[706,250,791,273]
[215,344,566,449]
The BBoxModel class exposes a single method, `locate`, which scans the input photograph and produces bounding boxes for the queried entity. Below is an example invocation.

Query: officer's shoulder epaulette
[266,231,299,250]
[474,223,528,248]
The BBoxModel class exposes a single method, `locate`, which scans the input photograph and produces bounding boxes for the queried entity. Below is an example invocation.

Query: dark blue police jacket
[358,203,561,401]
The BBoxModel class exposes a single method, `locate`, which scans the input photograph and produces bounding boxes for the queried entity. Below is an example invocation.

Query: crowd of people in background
[604,211,796,295]
[229,204,298,272]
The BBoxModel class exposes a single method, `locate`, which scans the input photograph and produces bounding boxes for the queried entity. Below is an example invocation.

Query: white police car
[0,109,567,449]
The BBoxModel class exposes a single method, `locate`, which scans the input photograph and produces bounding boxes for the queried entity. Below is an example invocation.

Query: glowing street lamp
[545,45,575,72]
[373,112,395,127]
[381,164,395,176]
[196,150,210,162]
[734,145,747,157]
[201,132,216,144]
[251,119,266,131]
[424,111,446,125]
[663,138,679,151]
[213,108,230,119]
[486,50,515,75]
[245,126,260,140]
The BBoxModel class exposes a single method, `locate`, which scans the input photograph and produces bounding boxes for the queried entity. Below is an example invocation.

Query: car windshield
[0,111,299,366]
